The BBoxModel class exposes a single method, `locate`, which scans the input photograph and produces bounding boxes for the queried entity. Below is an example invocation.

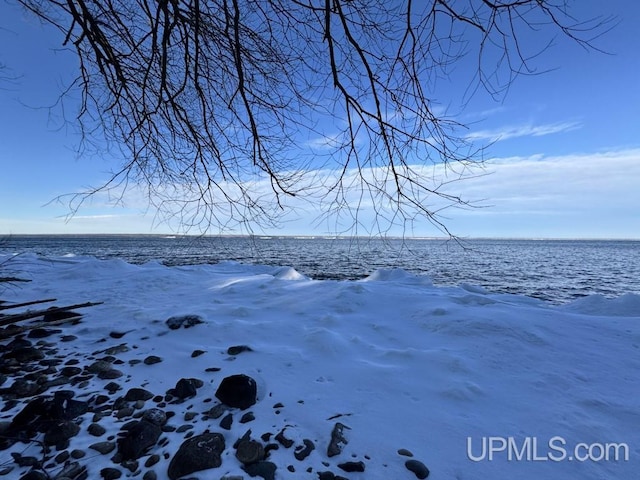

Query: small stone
[171,378,200,399]
[220,413,233,430]
[398,448,414,457]
[98,369,123,380]
[104,381,122,393]
[55,451,70,463]
[70,449,86,459]
[143,356,162,365]
[125,388,154,402]
[142,408,167,426]
[191,349,206,358]
[294,439,315,461]
[242,461,277,480]
[116,407,135,418]
[166,314,204,330]
[176,425,193,433]
[205,367,221,372]
[144,454,160,468]
[338,461,365,472]
[88,360,113,374]
[275,429,294,448]
[105,344,130,355]
[100,467,122,479]
[405,459,430,479]
[327,422,350,457]
[204,403,227,419]
[142,471,157,480]
[90,441,116,455]
[227,345,253,355]
[60,366,83,377]
[17,471,47,480]
[240,412,255,424]
[184,411,197,421]
[236,438,265,465]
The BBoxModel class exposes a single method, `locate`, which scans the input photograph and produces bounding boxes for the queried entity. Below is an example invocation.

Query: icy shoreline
[1,254,638,479]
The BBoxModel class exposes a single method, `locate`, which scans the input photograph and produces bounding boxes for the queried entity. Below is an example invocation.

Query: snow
[2,253,639,479]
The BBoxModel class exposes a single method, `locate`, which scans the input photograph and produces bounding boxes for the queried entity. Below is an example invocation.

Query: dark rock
[143,356,162,365]
[98,369,123,380]
[240,412,255,424]
[60,335,78,342]
[104,382,122,393]
[71,449,86,458]
[18,471,47,480]
[176,425,193,433]
[227,345,253,355]
[167,432,225,480]
[43,309,81,323]
[294,439,315,461]
[204,404,227,419]
[142,408,167,426]
[100,467,122,479]
[11,452,40,467]
[205,367,221,372]
[236,437,265,465]
[117,420,162,460]
[104,344,130,355]
[220,413,233,430]
[184,411,197,421]
[28,328,61,339]
[191,349,206,358]
[166,314,204,330]
[62,398,89,419]
[215,374,257,410]
[275,429,294,448]
[171,378,200,399]
[60,366,83,377]
[90,441,117,455]
[109,331,128,339]
[327,422,350,457]
[43,420,80,447]
[145,454,160,468]
[338,461,365,472]
[5,379,40,398]
[55,450,70,463]
[6,346,45,363]
[124,388,154,402]
[242,461,277,480]
[142,471,157,480]
[56,461,87,478]
[88,423,107,436]
[318,473,349,480]
[405,459,430,479]
[87,360,113,374]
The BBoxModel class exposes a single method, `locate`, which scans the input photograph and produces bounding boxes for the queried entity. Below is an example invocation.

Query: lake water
[1,235,639,304]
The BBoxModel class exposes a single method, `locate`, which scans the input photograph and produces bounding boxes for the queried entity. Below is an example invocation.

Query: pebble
[405,459,430,479]
[90,441,117,454]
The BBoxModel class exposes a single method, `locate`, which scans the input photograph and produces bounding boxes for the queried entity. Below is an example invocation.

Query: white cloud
[466,121,582,143]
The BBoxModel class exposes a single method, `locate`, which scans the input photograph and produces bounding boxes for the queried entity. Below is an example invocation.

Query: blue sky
[1,1,639,238]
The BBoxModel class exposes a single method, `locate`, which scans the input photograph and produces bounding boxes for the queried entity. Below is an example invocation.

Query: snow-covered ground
[1,254,639,479]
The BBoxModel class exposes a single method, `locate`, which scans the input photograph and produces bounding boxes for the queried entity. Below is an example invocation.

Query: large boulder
[168,432,225,480]
[215,374,257,410]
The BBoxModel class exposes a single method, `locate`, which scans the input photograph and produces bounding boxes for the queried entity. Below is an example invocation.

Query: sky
[0,1,639,238]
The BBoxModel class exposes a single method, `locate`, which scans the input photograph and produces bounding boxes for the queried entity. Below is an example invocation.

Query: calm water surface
[2,235,639,304]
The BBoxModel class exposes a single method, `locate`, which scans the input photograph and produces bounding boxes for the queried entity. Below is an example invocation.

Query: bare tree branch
[14,0,614,235]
